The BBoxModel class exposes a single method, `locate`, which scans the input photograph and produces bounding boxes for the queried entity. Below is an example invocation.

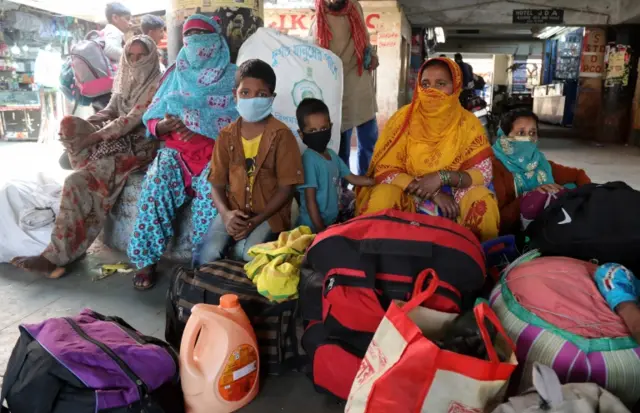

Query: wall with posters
[264,2,411,129]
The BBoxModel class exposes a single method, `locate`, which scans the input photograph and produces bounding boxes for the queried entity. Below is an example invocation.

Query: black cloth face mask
[303,129,332,153]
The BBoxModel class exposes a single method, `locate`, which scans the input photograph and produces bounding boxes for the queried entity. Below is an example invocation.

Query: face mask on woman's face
[497,136,539,162]
[236,97,274,123]
[182,32,221,68]
[303,129,332,153]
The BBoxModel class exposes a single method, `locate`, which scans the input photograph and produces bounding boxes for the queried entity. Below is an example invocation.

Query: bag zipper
[88,311,181,385]
[64,318,148,402]
[360,215,482,254]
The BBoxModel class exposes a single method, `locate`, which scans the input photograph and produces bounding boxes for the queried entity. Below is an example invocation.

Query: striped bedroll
[490,282,640,407]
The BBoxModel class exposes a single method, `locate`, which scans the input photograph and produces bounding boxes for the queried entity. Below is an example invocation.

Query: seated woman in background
[10,36,162,277]
[127,15,238,290]
[492,109,591,234]
[356,57,499,241]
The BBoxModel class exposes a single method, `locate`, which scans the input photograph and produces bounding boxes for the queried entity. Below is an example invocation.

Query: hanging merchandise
[4,11,43,32]
[34,49,62,88]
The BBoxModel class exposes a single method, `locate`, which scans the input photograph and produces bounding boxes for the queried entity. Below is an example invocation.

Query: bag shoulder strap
[532,362,564,408]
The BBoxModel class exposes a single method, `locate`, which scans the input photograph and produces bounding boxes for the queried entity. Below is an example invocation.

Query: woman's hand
[406,172,442,199]
[156,115,181,136]
[157,115,196,141]
[175,121,196,142]
[432,192,460,220]
[64,132,103,154]
[536,183,564,194]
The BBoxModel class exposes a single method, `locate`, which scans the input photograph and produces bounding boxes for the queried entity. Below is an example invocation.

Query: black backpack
[527,182,640,274]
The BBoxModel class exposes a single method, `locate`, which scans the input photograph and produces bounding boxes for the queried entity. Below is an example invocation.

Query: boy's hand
[222,210,248,236]
[232,216,263,241]
[345,174,375,187]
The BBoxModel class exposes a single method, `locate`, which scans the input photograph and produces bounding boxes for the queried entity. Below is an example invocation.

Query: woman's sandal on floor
[132,266,156,291]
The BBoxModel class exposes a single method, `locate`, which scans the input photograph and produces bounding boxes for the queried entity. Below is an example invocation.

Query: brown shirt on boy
[209,116,304,233]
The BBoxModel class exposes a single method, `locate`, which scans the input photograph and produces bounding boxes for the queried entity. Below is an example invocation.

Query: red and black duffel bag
[301,209,486,399]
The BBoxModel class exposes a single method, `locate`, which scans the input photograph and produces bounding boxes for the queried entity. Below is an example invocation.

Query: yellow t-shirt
[242,134,262,192]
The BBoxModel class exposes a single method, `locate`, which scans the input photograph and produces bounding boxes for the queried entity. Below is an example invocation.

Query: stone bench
[102,172,194,262]
[102,173,300,263]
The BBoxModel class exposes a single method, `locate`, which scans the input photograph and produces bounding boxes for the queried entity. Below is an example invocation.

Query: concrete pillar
[573,28,606,140]
[598,42,634,144]
[165,0,264,64]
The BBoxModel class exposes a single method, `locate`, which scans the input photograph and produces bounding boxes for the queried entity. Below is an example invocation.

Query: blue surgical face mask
[236,97,274,123]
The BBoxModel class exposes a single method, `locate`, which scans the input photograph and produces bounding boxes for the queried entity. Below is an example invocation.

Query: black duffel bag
[165,259,303,375]
[527,181,640,274]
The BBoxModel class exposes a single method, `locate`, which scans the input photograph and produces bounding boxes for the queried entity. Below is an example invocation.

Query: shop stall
[0,5,95,142]
[537,28,583,126]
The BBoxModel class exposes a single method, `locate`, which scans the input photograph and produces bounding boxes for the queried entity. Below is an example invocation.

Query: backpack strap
[1,328,32,413]
[532,362,564,409]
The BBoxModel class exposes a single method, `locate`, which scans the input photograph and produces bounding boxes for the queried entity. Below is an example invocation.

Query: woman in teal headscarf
[491,109,591,234]
[127,15,239,290]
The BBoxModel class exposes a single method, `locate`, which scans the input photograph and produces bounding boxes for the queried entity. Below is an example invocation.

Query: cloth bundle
[244,226,315,302]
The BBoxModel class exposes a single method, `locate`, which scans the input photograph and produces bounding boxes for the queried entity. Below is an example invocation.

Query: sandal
[133,265,156,291]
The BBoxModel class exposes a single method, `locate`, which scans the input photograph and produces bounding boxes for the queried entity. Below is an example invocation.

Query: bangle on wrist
[438,170,450,186]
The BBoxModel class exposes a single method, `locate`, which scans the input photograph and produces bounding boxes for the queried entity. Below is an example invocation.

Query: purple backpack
[1,309,183,413]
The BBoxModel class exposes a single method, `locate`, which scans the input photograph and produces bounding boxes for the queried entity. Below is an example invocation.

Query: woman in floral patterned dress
[126,15,239,290]
[10,35,162,277]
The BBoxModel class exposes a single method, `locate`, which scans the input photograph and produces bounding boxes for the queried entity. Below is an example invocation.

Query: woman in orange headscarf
[356,57,499,241]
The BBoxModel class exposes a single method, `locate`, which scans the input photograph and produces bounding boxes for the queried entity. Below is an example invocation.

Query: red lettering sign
[365,13,379,30]
[290,14,307,30]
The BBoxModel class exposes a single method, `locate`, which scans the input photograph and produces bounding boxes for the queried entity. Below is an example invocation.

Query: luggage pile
[5,191,640,412]
[300,209,489,399]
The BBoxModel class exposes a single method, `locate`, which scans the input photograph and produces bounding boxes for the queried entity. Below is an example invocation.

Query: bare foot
[133,265,156,291]
[10,255,66,279]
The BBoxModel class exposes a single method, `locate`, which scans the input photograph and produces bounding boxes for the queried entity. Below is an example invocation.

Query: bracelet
[457,171,464,187]
[438,170,450,186]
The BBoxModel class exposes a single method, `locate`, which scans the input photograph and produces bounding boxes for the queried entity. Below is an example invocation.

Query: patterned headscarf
[112,35,162,115]
[143,14,239,140]
[365,58,490,181]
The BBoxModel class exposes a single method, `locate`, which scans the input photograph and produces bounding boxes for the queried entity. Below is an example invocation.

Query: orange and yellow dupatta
[356,58,491,212]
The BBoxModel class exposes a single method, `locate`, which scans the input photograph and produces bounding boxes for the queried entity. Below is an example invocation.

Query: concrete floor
[1,132,640,411]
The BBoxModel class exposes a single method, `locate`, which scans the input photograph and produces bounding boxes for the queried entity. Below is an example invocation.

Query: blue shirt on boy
[297,148,351,232]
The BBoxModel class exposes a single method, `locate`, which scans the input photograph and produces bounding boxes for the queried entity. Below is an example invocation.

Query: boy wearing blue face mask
[295,98,374,233]
[195,59,304,265]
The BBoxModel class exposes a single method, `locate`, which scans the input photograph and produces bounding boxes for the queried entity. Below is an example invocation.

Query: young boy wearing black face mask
[295,98,373,233]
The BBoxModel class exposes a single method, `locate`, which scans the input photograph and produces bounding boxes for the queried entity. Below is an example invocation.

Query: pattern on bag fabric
[354,340,388,387]
[447,402,481,413]
[354,356,375,386]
